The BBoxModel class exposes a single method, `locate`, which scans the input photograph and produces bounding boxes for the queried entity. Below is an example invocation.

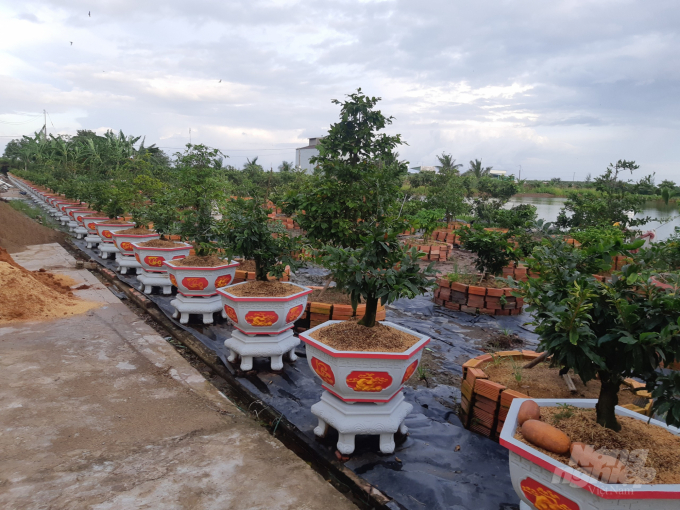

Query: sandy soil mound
[0,201,65,253]
[0,250,99,324]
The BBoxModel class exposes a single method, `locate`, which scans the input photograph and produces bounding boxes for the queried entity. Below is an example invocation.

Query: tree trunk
[596,374,621,431]
[357,295,379,328]
[255,257,268,282]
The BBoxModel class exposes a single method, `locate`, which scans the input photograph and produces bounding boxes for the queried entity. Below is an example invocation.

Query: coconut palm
[466,158,492,178]
[435,153,462,175]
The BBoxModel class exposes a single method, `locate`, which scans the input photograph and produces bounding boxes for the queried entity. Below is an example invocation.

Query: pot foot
[239,356,253,371]
[270,355,284,371]
[379,433,396,454]
[313,418,329,438]
[337,433,355,455]
[287,349,297,362]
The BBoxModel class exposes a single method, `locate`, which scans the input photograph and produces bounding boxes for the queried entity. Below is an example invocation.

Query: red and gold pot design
[131,241,192,274]
[300,320,430,403]
[94,221,135,244]
[217,281,311,335]
[83,216,112,235]
[111,230,160,255]
[163,259,239,297]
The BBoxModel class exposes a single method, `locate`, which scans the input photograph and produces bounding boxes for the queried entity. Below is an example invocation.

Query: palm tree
[278,161,294,172]
[435,153,462,175]
[466,159,492,179]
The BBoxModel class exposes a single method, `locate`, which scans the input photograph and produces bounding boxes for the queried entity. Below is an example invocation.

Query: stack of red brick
[434,279,523,315]
[295,299,387,331]
[233,267,291,284]
[406,243,451,261]
[460,351,543,439]
[501,263,534,282]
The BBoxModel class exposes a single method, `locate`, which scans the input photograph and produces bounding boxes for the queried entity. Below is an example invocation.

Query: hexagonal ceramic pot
[82,216,110,233]
[131,241,192,273]
[163,259,240,297]
[300,320,430,404]
[94,221,135,243]
[57,201,80,214]
[73,210,100,225]
[500,398,680,510]
[217,281,312,335]
[111,231,160,255]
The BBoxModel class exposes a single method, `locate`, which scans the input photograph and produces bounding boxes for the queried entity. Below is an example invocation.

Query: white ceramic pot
[131,241,192,273]
[94,221,135,243]
[217,281,311,335]
[111,230,160,255]
[83,216,110,234]
[299,320,430,404]
[164,259,240,297]
[73,210,99,225]
[500,399,680,510]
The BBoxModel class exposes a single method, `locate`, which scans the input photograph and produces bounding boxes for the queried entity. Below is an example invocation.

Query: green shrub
[458,226,515,276]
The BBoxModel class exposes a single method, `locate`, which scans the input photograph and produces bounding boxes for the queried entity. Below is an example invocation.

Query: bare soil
[139,239,187,248]
[514,407,680,484]
[0,255,99,323]
[173,255,228,267]
[309,287,352,305]
[483,332,524,352]
[116,227,156,235]
[228,280,301,297]
[236,259,256,272]
[309,322,420,352]
[98,219,132,224]
[0,201,66,253]
[449,274,508,288]
[483,359,637,404]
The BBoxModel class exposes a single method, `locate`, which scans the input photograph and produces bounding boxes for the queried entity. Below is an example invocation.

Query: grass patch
[8,199,60,227]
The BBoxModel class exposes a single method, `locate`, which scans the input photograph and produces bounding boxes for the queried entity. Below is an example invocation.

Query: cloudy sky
[1,0,678,180]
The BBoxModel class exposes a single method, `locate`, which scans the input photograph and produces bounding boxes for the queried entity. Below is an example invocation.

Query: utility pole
[518,165,522,181]
[189,128,192,144]
[43,109,47,140]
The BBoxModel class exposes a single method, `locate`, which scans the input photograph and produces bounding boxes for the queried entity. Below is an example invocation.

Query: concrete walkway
[0,244,356,510]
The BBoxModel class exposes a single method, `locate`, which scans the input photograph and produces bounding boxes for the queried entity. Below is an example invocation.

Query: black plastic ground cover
[72,238,539,510]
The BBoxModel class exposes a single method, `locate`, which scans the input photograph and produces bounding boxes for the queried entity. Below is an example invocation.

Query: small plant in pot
[299,229,436,454]
[90,183,135,258]
[499,236,680,509]
[111,177,163,262]
[215,196,308,371]
[154,144,239,322]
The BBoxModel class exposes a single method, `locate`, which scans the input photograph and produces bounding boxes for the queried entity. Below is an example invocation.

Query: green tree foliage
[435,153,462,174]
[217,197,302,281]
[458,226,515,276]
[556,160,653,230]
[514,236,680,430]
[471,176,519,224]
[426,172,471,222]
[282,89,407,248]
[410,208,445,242]
[322,230,436,327]
[466,158,492,179]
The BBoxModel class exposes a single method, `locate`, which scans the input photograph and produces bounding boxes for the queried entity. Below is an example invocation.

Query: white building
[409,165,438,174]
[295,137,323,173]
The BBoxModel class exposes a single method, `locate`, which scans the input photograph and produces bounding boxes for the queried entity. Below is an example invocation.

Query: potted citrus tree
[157,144,238,323]
[288,89,437,454]
[111,176,164,274]
[500,235,680,509]
[216,196,308,371]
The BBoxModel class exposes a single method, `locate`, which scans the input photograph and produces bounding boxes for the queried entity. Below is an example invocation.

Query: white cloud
[0,0,679,178]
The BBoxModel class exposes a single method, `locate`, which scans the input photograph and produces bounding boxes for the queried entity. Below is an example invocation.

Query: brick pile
[434,278,524,315]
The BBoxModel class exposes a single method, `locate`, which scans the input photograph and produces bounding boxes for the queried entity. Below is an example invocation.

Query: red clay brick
[465,367,488,386]
[474,379,506,401]
[434,298,445,306]
[461,380,473,401]
[500,389,530,408]
[439,288,451,301]
[468,285,486,296]
[473,394,498,414]
[437,278,450,289]
[451,282,468,293]
[467,295,485,308]
[486,288,505,297]
[460,305,477,314]
[444,302,460,311]
[449,290,467,304]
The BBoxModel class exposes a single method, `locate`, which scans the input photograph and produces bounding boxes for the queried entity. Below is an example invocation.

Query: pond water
[507,196,680,242]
